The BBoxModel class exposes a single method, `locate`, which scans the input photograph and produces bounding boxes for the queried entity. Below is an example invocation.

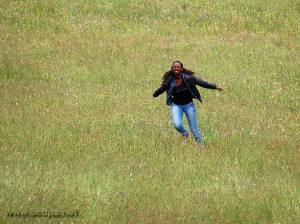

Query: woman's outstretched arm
[153,84,167,97]
[193,76,226,92]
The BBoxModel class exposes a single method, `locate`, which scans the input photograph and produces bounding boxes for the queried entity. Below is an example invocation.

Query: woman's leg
[184,102,204,145]
[171,103,188,136]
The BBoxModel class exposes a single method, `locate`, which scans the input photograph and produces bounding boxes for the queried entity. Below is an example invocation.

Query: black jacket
[153,73,217,105]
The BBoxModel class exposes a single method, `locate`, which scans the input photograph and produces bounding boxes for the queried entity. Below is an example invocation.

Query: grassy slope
[1,0,299,223]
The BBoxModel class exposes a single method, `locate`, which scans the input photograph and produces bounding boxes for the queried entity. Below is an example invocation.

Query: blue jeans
[171,102,203,145]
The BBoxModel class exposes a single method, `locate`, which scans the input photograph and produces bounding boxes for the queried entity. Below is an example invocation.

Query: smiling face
[172,62,183,75]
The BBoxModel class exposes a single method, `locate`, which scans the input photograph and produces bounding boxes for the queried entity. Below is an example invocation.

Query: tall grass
[1,0,299,223]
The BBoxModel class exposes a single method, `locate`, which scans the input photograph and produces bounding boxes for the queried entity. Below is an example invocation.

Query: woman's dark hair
[162,61,195,80]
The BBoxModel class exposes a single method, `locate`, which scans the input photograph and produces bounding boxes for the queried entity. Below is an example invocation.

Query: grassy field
[1,0,299,223]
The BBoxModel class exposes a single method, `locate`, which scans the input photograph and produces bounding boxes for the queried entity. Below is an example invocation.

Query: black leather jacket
[153,73,217,105]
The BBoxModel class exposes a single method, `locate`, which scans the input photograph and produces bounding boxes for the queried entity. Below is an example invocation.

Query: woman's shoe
[182,132,189,144]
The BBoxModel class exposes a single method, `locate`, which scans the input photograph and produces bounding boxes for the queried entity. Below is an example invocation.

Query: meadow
[1,0,299,223]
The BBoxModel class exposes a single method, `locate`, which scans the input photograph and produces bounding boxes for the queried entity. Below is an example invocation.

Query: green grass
[1,0,299,223]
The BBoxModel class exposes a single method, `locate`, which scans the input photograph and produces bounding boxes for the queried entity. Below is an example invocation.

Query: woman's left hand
[216,86,226,92]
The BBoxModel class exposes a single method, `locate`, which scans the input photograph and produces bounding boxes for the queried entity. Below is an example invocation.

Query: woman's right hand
[216,86,226,93]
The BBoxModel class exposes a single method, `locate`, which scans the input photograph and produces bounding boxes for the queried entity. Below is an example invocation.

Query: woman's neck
[174,74,183,86]
[174,73,182,80]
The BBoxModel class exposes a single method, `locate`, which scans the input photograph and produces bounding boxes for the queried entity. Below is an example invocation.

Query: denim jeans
[171,102,203,145]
